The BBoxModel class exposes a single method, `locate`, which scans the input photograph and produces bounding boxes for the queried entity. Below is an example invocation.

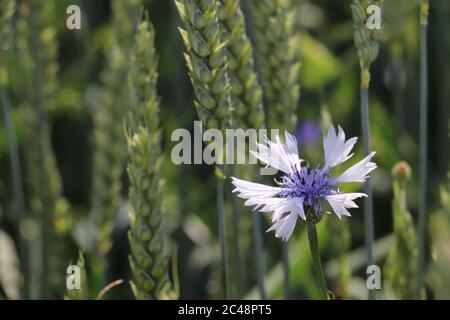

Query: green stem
[28,6,47,299]
[217,174,230,299]
[307,224,328,300]
[360,84,375,300]
[252,212,267,299]
[416,2,429,298]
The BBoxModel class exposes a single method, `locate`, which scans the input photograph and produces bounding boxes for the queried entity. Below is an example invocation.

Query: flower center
[278,165,334,213]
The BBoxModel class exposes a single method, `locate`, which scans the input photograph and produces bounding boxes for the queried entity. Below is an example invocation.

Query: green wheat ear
[351,0,382,88]
[384,161,417,299]
[250,0,300,132]
[90,0,140,255]
[126,17,170,300]
[175,0,232,298]
[249,0,301,299]
[217,0,268,298]
[217,0,264,130]
[175,0,232,130]
[350,0,381,300]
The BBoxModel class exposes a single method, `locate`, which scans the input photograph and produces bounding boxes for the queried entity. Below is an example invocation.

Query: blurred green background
[0,0,449,300]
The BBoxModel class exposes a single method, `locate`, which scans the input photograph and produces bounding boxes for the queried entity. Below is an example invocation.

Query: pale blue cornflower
[232,125,376,241]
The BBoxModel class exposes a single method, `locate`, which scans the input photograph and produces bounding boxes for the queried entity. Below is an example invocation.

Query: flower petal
[325,193,367,218]
[231,177,281,199]
[264,197,305,241]
[231,177,282,210]
[231,177,305,237]
[251,133,302,175]
[284,132,299,158]
[332,152,377,183]
[266,211,298,241]
[323,125,358,169]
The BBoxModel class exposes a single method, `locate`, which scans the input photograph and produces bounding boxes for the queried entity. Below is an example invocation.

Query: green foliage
[175,0,232,130]
[384,161,417,299]
[384,0,418,60]
[426,174,450,299]
[326,218,351,299]
[245,221,330,299]
[300,33,343,90]
[126,17,170,300]
[250,0,300,132]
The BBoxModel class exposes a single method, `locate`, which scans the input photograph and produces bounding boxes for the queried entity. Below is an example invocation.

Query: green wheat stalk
[18,0,70,299]
[174,0,232,298]
[90,0,140,255]
[351,0,382,300]
[384,161,417,299]
[217,0,266,298]
[416,0,429,299]
[125,17,171,300]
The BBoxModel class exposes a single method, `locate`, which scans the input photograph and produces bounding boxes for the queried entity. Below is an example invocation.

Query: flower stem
[217,174,230,299]
[416,0,429,299]
[307,224,328,300]
[360,84,375,300]
[252,212,267,299]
